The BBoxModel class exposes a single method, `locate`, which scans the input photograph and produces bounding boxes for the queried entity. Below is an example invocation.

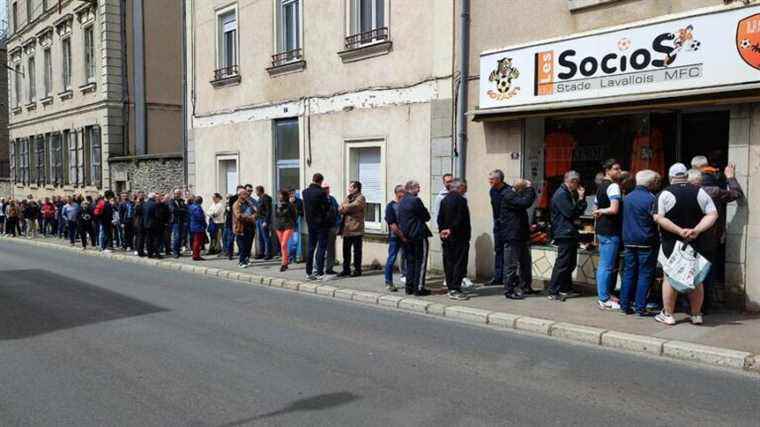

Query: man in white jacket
[208,193,226,255]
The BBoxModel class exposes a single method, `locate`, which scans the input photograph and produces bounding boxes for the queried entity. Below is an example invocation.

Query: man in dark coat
[547,171,587,300]
[398,180,432,296]
[142,193,162,259]
[437,179,471,301]
[499,178,537,300]
[302,173,331,279]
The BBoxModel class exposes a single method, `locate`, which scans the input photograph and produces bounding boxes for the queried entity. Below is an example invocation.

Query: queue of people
[0,154,743,326]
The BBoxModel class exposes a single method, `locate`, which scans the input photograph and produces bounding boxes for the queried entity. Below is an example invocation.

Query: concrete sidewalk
[3,234,759,373]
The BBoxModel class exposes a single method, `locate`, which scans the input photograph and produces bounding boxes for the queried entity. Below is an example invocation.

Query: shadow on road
[0,269,168,340]
[217,392,361,426]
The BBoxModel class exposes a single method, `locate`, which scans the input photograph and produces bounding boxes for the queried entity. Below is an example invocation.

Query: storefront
[470,4,760,308]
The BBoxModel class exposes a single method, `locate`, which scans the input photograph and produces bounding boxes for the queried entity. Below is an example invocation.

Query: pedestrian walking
[593,159,623,310]
[437,179,471,301]
[384,185,407,292]
[547,171,587,301]
[274,189,298,271]
[233,188,257,268]
[302,173,331,280]
[398,180,432,296]
[499,178,537,300]
[488,169,510,286]
[189,196,207,261]
[338,181,366,277]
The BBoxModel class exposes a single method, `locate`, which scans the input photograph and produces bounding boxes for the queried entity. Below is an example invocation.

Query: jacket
[62,203,81,222]
[274,201,297,230]
[436,192,471,242]
[622,186,658,248]
[701,176,744,247]
[156,202,171,227]
[257,194,273,222]
[118,201,135,223]
[302,183,330,228]
[232,198,256,235]
[6,204,19,218]
[398,194,432,241]
[340,193,366,237]
[169,199,188,225]
[142,200,158,230]
[550,184,587,240]
[208,201,226,225]
[188,203,207,233]
[41,202,56,219]
[133,202,144,230]
[498,185,537,242]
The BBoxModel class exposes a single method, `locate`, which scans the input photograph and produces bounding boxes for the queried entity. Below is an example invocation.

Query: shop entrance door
[680,110,730,169]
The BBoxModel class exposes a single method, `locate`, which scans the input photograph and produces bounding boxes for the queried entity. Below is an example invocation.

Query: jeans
[384,237,405,284]
[493,226,505,284]
[548,238,578,295]
[326,227,338,272]
[256,219,272,258]
[171,223,186,256]
[223,224,235,257]
[99,222,111,250]
[341,235,363,274]
[503,240,533,293]
[306,224,328,276]
[596,234,621,302]
[68,220,78,244]
[237,230,254,265]
[43,218,56,236]
[620,247,657,313]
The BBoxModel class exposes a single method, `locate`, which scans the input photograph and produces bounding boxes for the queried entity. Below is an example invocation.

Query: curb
[2,235,758,375]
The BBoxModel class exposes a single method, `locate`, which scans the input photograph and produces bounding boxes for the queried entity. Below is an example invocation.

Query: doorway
[680,111,730,169]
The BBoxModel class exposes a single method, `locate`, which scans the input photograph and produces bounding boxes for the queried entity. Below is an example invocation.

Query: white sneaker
[655,311,677,326]
[462,278,476,289]
[598,299,621,310]
[399,276,406,285]
[103,249,112,254]
[690,314,703,325]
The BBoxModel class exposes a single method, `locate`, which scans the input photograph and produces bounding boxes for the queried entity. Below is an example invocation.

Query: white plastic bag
[659,241,711,293]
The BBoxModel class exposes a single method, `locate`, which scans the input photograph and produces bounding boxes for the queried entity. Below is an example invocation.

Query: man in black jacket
[255,186,274,260]
[399,180,432,296]
[437,179,471,301]
[500,178,537,300]
[142,193,162,259]
[302,173,330,279]
[547,171,587,300]
[169,189,189,258]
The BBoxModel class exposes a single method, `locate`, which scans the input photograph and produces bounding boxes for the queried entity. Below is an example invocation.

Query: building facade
[186,0,455,266]
[5,0,183,199]
[460,0,760,310]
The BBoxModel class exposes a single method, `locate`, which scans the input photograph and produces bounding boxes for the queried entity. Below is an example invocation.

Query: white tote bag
[659,241,711,293]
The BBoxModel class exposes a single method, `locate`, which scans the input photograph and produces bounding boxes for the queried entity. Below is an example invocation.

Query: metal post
[456,0,470,179]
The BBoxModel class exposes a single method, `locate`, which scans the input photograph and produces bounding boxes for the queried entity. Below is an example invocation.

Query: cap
[668,163,688,178]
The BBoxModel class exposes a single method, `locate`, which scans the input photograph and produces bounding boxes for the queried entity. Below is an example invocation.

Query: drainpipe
[455,0,470,179]
[133,0,146,156]
[181,0,188,187]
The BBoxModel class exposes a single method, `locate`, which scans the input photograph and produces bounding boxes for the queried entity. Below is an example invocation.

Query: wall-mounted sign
[479,5,760,111]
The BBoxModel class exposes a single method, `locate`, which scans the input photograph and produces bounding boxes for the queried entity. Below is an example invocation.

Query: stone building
[185,0,455,266]
[459,0,760,310]
[5,0,183,199]
[0,18,9,198]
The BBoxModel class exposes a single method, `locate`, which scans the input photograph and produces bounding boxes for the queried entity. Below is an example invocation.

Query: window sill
[58,89,73,101]
[12,106,23,115]
[25,102,37,111]
[567,0,621,11]
[79,82,97,94]
[210,74,241,88]
[40,95,54,106]
[267,59,306,77]
[337,40,392,63]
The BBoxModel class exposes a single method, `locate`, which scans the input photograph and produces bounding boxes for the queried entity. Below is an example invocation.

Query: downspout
[455,0,470,179]
[133,0,146,155]
[181,0,188,187]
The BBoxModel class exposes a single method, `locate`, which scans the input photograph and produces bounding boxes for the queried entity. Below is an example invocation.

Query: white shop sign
[479,5,760,111]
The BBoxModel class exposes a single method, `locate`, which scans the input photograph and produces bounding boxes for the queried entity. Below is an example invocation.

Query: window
[76,130,85,185]
[346,143,385,229]
[14,64,22,107]
[67,130,77,185]
[347,0,387,46]
[27,56,36,103]
[274,118,300,192]
[9,141,16,182]
[84,26,95,83]
[50,133,63,185]
[43,48,52,97]
[275,0,301,62]
[216,9,238,79]
[35,136,46,185]
[62,37,72,90]
[42,0,48,11]
[217,157,239,196]
[26,0,31,24]
[18,139,30,185]
[12,2,18,33]
[87,126,102,188]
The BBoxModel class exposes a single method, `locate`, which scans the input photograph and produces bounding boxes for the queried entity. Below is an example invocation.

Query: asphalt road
[1,240,759,427]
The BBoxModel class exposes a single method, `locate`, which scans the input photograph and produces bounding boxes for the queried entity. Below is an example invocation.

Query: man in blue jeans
[593,159,623,310]
[620,169,660,316]
[169,189,188,258]
[254,186,273,260]
[384,185,407,291]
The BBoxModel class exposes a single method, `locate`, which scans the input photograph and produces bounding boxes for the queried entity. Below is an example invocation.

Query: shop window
[274,118,300,192]
[346,142,384,230]
[217,156,239,196]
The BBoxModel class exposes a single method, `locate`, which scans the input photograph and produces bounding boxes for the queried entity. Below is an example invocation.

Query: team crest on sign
[488,57,521,101]
[737,13,760,70]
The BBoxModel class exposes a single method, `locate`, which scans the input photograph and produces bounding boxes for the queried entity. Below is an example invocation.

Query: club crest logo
[487,57,521,101]
[737,13,760,70]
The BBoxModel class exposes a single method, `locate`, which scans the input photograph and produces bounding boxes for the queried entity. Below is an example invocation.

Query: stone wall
[109,154,185,195]
[0,179,12,199]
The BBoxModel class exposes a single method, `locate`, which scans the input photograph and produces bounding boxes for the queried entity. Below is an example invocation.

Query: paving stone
[550,322,606,345]
[282,280,301,291]
[316,285,337,297]
[487,312,520,329]
[398,298,431,313]
[269,278,285,288]
[378,295,404,308]
[352,291,380,305]
[426,303,447,316]
[601,331,665,355]
[515,317,555,335]
[335,289,356,301]
[444,306,491,324]
[298,283,319,294]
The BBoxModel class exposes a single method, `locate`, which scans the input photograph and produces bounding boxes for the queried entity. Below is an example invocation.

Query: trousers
[442,239,469,292]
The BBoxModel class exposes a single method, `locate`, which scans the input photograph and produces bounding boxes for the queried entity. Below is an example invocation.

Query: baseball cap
[668,163,688,178]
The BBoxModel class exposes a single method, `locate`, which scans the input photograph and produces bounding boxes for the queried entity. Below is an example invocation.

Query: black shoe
[405,287,415,295]
[325,270,338,275]
[523,287,541,295]
[505,291,525,300]
[254,255,264,260]
[350,271,362,277]
[228,255,233,261]
[487,280,503,287]
[559,291,581,299]
[415,289,431,297]
[336,271,351,278]
[155,255,164,260]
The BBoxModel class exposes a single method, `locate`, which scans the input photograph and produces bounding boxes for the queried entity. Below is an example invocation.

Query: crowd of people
[0,154,743,325]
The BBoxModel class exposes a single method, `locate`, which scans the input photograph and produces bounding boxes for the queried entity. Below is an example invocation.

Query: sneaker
[399,276,406,285]
[655,311,676,326]
[306,274,318,281]
[314,275,325,281]
[559,291,581,299]
[547,294,563,302]
[448,290,469,301]
[505,290,524,300]
[240,263,249,269]
[103,249,112,254]
[598,300,621,311]
[690,314,704,325]
[462,278,477,289]
[280,265,288,272]
[386,283,398,292]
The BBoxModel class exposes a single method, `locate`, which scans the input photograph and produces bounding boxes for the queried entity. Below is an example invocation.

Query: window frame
[87,126,102,188]
[346,0,389,41]
[344,139,387,232]
[26,0,32,24]
[83,24,95,83]
[12,2,18,33]
[66,130,77,186]
[273,118,301,193]
[9,141,16,183]
[216,153,240,196]
[62,36,72,91]
[215,4,239,76]
[34,135,46,186]
[14,63,23,107]
[274,0,303,56]
[43,47,52,97]
[27,55,36,103]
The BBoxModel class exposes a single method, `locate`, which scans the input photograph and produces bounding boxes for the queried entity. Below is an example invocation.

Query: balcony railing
[344,27,389,50]
[212,65,239,82]
[271,48,303,67]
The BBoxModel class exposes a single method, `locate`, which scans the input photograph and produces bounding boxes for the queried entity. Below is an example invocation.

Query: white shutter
[222,13,236,32]
[357,148,382,203]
